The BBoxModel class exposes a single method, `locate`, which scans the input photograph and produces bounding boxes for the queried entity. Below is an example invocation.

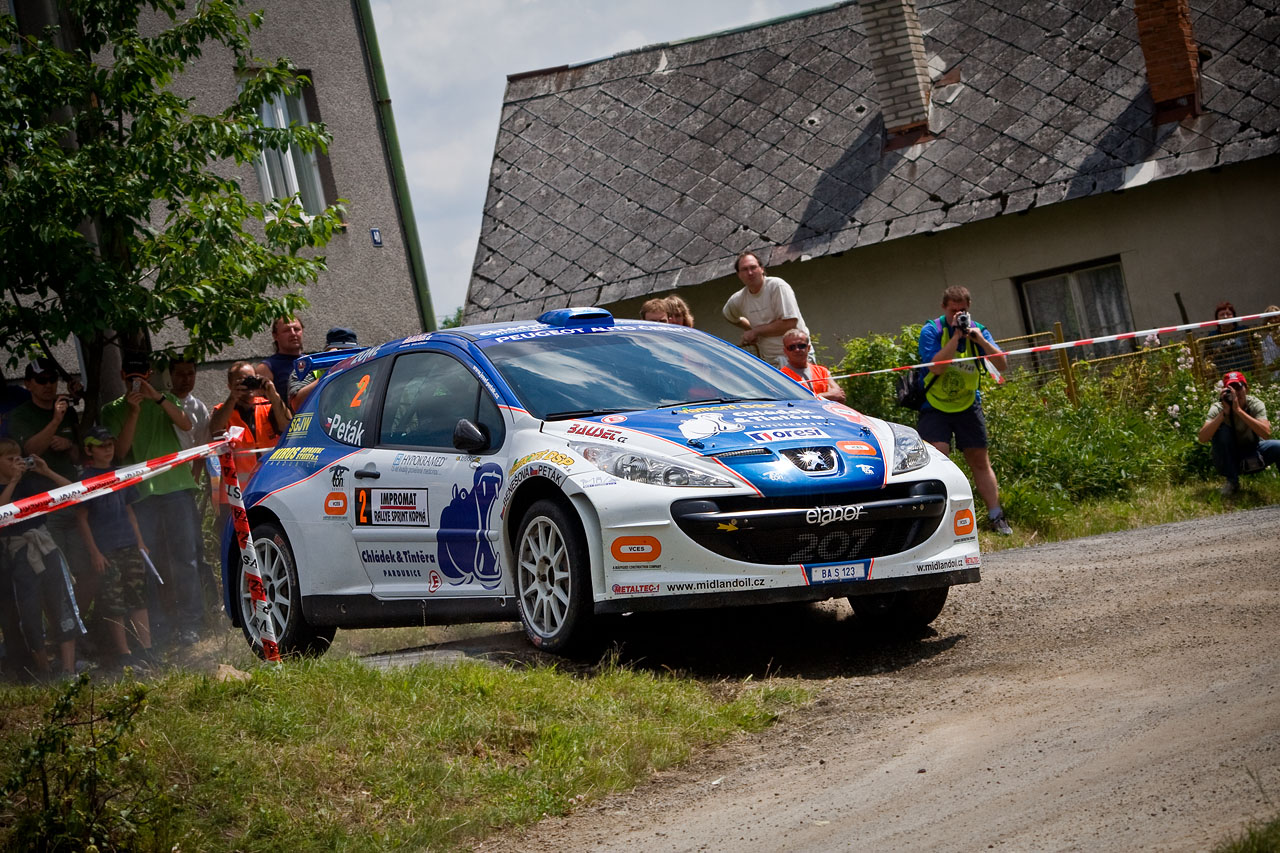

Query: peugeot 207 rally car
[222,308,981,657]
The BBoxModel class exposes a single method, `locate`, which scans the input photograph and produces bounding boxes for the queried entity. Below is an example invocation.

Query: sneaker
[1220,480,1239,497]
[990,512,1013,536]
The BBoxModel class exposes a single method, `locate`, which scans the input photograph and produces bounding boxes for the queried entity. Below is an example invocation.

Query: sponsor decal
[731,410,827,424]
[855,464,875,475]
[509,449,574,475]
[325,413,365,444]
[679,412,744,440]
[664,577,766,592]
[348,346,378,366]
[266,446,325,464]
[437,463,504,589]
[806,504,866,526]
[600,414,627,424]
[428,569,442,593]
[822,401,870,425]
[915,556,966,573]
[965,554,981,567]
[355,488,430,526]
[837,440,877,456]
[360,548,438,566]
[747,427,830,442]
[503,462,568,506]
[763,471,784,481]
[391,452,448,474]
[717,521,739,532]
[324,491,348,516]
[330,465,349,488]
[567,422,627,442]
[401,332,433,345]
[287,412,313,438]
[610,536,662,562]
[611,583,659,595]
[805,561,871,584]
[953,508,975,536]
[577,473,617,488]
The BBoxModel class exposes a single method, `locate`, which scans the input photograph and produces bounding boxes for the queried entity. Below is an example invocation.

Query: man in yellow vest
[917,286,1012,535]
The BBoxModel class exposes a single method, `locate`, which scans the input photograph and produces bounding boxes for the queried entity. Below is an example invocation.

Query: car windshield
[481,326,814,420]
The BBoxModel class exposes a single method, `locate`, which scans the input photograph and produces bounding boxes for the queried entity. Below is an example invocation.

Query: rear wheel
[515,499,592,653]
[238,521,335,658]
[849,586,949,634]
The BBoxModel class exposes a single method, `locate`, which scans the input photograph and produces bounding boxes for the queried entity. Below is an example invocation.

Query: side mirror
[453,418,489,453]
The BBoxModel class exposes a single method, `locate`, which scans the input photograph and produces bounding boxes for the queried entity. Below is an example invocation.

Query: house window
[1018,259,1135,359]
[253,88,327,216]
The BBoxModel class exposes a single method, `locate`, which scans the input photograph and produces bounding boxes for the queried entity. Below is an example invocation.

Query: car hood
[543,399,899,494]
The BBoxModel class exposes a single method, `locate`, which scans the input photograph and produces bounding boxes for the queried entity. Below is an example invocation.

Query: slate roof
[465,0,1280,322]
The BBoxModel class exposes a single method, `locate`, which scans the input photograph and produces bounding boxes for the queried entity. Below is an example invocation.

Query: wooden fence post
[1055,322,1078,405]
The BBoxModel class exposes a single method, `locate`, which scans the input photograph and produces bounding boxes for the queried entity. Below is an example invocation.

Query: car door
[351,348,510,599]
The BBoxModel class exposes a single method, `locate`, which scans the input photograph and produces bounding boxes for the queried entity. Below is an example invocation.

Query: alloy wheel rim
[240,537,292,645]
[518,517,571,637]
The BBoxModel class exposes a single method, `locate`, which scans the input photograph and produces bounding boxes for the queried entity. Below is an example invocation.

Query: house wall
[611,157,1280,363]
[164,0,424,404]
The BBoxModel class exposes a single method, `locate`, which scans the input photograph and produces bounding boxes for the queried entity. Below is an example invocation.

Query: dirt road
[477,506,1280,852]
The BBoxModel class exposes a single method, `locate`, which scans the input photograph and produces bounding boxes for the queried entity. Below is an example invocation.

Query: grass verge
[0,655,805,851]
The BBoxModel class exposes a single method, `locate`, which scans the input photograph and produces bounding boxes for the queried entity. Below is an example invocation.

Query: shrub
[1,674,173,853]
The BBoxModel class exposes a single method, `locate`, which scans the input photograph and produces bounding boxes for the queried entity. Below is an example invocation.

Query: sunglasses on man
[30,374,57,385]
[786,342,810,352]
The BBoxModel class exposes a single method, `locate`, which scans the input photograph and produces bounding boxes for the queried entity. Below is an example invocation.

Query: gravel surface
[473,506,1280,852]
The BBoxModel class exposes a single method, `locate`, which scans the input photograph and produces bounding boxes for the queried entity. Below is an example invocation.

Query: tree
[0,0,345,419]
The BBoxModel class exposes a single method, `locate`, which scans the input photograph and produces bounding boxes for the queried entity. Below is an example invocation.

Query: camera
[22,456,35,470]
[241,375,263,390]
[1221,387,1235,405]
[955,311,972,335]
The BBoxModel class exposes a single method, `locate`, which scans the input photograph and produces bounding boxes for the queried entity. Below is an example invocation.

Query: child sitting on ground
[0,438,82,678]
[75,426,153,670]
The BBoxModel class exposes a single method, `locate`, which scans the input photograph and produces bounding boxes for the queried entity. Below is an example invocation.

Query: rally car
[222,308,981,657]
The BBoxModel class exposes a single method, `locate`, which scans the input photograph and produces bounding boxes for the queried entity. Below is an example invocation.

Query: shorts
[99,547,148,619]
[917,399,989,451]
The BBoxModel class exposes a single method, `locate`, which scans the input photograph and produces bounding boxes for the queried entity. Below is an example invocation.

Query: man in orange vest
[209,361,290,513]
[779,329,845,403]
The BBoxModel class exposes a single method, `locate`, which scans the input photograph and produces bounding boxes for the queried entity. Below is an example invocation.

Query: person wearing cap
[74,426,153,670]
[1197,370,1280,496]
[288,327,361,410]
[7,358,93,616]
[100,352,204,646]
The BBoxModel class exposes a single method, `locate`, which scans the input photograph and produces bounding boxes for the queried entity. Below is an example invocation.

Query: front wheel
[238,521,335,658]
[849,585,949,634]
[515,499,592,653]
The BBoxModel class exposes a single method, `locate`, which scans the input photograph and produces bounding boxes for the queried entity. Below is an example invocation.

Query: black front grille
[671,480,947,565]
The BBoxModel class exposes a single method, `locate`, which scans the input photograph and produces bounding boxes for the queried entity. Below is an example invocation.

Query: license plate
[805,562,869,584]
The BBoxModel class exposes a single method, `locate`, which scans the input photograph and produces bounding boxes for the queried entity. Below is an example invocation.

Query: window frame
[1016,257,1136,359]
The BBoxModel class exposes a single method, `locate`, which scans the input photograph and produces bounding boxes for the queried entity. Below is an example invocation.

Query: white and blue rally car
[222,308,981,657]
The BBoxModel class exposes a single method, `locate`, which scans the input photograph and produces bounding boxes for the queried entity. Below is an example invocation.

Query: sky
[369,0,825,326]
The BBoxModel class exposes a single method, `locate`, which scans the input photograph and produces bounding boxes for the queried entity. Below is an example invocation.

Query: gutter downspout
[352,0,437,331]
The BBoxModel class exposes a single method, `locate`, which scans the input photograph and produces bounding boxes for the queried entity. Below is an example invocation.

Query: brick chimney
[862,0,934,150]
[1135,0,1202,125]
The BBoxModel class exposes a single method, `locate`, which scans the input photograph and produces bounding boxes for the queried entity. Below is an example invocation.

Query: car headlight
[890,423,930,474]
[568,441,735,487]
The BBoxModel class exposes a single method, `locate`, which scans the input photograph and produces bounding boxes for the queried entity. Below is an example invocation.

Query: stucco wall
[611,156,1280,362]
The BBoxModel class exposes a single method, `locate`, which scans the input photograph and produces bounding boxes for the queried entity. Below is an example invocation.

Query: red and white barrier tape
[0,436,236,529]
[0,426,281,663]
[820,309,1280,383]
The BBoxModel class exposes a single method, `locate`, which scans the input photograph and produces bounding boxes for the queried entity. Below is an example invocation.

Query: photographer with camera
[102,352,204,647]
[918,285,1012,535]
[209,361,290,517]
[1197,371,1280,496]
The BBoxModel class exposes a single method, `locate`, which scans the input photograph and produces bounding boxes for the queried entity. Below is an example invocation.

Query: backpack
[895,370,937,410]
[895,318,944,410]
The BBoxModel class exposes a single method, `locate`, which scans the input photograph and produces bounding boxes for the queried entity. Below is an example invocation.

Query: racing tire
[515,499,593,654]
[849,585,949,634]
[238,521,336,659]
